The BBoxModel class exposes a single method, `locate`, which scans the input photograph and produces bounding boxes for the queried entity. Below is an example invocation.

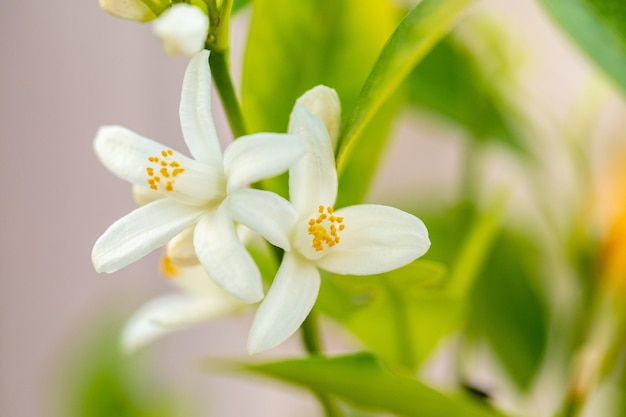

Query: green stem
[202,0,220,28]
[301,311,344,417]
[208,51,248,138]
[314,392,343,417]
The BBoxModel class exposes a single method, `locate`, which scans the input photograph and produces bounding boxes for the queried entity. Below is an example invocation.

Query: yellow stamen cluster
[308,205,345,252]
[160,256,179,278]
[146,149,185,192]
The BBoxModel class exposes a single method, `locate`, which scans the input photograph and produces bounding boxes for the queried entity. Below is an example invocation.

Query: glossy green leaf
[242,0,398,198]
[407,35,526,152]
[242,353,508,417]
[538,0,626,94]
[336,0,475,176]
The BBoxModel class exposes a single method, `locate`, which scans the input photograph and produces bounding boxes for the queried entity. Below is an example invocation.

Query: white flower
[92,50,304,303]
[247,86,431,353]
[99,0,160,22]
[152,4,209,56]
[122,228,249,353]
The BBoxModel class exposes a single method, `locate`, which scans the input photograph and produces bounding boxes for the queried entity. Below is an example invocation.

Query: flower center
[146,149,185,192]
[307,205,345,252]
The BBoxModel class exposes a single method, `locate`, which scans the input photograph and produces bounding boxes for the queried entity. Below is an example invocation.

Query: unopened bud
[296,86,341,144]
[152,4,209,56]
[99,0,166,22]
[166,227,199,267]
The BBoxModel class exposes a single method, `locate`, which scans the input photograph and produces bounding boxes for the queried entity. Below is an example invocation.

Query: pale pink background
[0,2,320,416]
[1,1,624,417]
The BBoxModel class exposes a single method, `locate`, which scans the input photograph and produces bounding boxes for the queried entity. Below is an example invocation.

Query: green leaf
[407,35,526,152]
[318,261,455,372]
[336,0,475,176]
[57,318,190,417]
[231,0,250,14]
[445,195,507,298]
[538,0,626,94]
[242,0,398,198]
[242,353,508,417]
[317,198,504,372]
[335,96,401,206]
[465,231,549,390]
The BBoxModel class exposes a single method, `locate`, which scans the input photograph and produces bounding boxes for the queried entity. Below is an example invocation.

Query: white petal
[226,189,298,251]
[121,294,191,353]
[180,50,224,168]
[248,253,320,354]
[94,125,225,206]
[308,204,430,275]
[288,105,338,215]
[152,5,209,56]
[121,291,240,353]
[166,264,239,299]
[193,205,264,303]
[99,0,156,22]
[92,199,203,273]
[223,133,304,192]
[295,86,341,146]
[132,184,162,206]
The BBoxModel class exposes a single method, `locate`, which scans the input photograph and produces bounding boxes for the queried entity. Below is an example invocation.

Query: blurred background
[1,1,624,416]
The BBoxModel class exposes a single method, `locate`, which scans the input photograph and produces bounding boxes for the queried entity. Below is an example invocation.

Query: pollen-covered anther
[307,205,345,251]
[160,256,179,278]
[146,149,185,192]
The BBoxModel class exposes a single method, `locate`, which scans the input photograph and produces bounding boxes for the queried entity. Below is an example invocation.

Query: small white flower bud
[99,0,158,22]
[296,86,342,144]
[166,227,199,267]
[152,4,209,56]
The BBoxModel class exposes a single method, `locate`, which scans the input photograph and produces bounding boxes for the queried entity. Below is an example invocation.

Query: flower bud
[99,0,166,22]
[152,4,209,56]
[166,227,199,268]
[296,85,341,144]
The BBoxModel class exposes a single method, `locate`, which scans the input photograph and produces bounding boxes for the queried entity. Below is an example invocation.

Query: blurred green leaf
[242,353,508,417]
[318,198,504,372]
[407,36,526,152]
[232,0,250,14]
[318,260,454,371]
[538,0,626,94]
[585,0,626,37]
[465,231,549,390]
[445,195,507,298]
[336,0,475,176]
[335,96,401,207]
[420,199,547,390]
[58,318,189,417]
[242,0,398,198]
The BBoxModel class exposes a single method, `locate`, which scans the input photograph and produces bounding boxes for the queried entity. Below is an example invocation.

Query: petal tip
[91,247,109,273]
[241,288,264,304]
[246,332,275,355]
